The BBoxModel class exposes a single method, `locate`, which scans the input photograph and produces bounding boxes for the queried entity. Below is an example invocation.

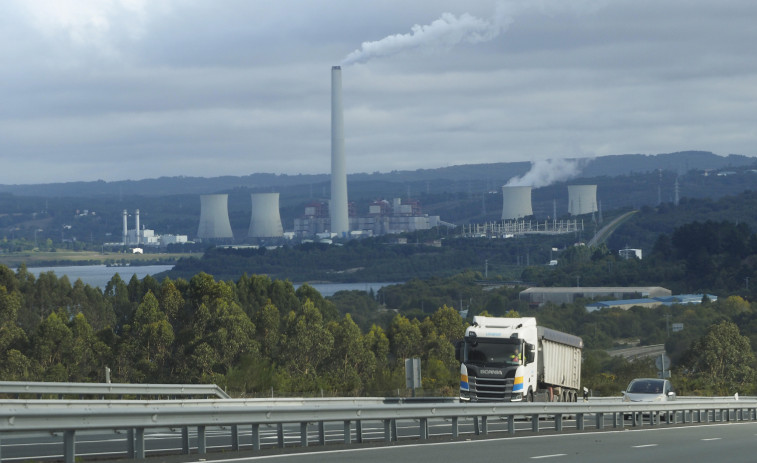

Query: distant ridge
[0,151,753,198]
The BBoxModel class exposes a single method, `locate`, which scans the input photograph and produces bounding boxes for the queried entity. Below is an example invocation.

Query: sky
[1,0,756,185]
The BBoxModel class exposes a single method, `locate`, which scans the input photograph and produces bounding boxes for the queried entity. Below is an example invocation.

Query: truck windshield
[465,339,521,365]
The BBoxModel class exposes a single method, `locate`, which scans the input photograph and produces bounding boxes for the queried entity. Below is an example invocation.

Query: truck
[456,316,583,402]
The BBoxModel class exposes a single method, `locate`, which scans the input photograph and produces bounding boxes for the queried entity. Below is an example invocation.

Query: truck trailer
[456,316,583,402]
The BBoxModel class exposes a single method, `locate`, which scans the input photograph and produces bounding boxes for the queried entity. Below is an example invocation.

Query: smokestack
[122,210,127,245]
[135,209,140,245]
[330,65,349,236]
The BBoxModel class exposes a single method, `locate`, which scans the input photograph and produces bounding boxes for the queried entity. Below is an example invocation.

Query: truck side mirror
[454,340,463,362]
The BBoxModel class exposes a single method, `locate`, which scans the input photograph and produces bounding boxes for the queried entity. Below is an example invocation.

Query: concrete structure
[519,286,672,306]
[501,186,533,220]
[197,194,234,240]
[330,65,349,237]
[568,184,598,216]
[248,192,284,238]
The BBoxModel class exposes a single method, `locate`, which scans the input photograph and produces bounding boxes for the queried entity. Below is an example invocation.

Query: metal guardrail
[0,381,230,399]
[0,397,755,463]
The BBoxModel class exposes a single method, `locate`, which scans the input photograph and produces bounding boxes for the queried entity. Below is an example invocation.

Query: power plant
[501,186,533,220]
[568,185,598,216]
[118,209,187,247]
[248,193,284,238]
[330,65,349,237]
[197,194,234,240]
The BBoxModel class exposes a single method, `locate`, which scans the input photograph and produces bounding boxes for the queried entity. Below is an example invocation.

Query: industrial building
[120,209,188,247]
[293,197,441,238]
[519,286,672,306]
[197,194,234,240]
[586,294,717,312]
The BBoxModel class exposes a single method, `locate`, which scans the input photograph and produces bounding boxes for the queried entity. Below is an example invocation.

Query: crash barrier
[1,398,755,463]
[0,381,230,400]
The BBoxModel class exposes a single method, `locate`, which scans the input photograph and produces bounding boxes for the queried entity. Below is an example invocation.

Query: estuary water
[19,264,399,296]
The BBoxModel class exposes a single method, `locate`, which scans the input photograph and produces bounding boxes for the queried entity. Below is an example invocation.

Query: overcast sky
[1,0,755,185]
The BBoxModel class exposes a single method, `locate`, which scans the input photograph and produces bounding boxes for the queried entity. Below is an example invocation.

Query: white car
[622,378,676,402]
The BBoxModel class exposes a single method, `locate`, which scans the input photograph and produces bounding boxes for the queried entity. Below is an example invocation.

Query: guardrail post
[481,416,488,435]
[343,421,351,444]
[182,426,190,454]
[614,412,623,428]
[64,430,75,463]
[127,428,135,458]
[577,413,585,430]
[135,428,145,459]
[384,419,392,442]
[531,414,539,433]
[300,422,309,447]
[473,416,480,435]
[277,423,285,448]
[318,421,326,445]
[252,423,260,450]
[420,418,429,439]
[391,419,398,442]
[595,412,604,429]
[554,413,563,431]
[198,425,207,454]
[451,417,459,438]
[356,420,363,443]
[508,415,516,435]
[232,424,239,451]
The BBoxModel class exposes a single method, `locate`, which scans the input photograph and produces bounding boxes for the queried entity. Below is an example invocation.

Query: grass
[0,250,201,267]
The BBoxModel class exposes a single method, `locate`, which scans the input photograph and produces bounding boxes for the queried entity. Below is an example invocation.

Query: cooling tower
[568,184,598,216]
[248,193,284,238]
[330,65,349,237]
[197,194,234,239]
[501,186,533,220]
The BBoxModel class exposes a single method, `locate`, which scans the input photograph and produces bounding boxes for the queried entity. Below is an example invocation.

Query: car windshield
[465,339,521,365]
[628,379,664,394]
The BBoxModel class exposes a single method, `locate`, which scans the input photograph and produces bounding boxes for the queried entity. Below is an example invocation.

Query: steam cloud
[506,159,587,188]
[341,3,514,66]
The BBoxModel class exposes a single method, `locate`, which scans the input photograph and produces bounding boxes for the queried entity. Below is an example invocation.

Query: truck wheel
[527,390,534,402]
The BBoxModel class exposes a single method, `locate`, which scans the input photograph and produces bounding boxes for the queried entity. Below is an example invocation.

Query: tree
[682,321,756,395]
[127,291,175,382]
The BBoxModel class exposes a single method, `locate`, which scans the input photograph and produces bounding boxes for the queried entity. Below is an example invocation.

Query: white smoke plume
[506,158,587,188]
[341,3,515,66]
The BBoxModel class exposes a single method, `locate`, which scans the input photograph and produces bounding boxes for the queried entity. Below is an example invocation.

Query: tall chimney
[330,65,349,237]
[135,209,140,245]
[122,210,128,245]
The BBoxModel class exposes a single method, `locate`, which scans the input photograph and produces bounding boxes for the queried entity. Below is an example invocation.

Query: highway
[174,421,757,463]
[1,412,750,461]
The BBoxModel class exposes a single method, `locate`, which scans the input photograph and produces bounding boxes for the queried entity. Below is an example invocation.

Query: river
[20,265,399,296]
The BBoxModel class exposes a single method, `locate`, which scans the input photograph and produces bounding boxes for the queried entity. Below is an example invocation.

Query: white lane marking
[633,444,658,448]
[531,454,567,459]
[701,438,722,441]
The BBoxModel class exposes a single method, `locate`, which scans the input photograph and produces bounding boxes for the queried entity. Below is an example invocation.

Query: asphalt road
[188,421,757,463]
[2,413,753,462]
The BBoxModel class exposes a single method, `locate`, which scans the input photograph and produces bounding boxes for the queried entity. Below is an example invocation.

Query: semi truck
[456,316,583,402]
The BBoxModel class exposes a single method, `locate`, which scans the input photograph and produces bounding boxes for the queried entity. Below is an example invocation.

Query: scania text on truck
[455,316,583,402]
